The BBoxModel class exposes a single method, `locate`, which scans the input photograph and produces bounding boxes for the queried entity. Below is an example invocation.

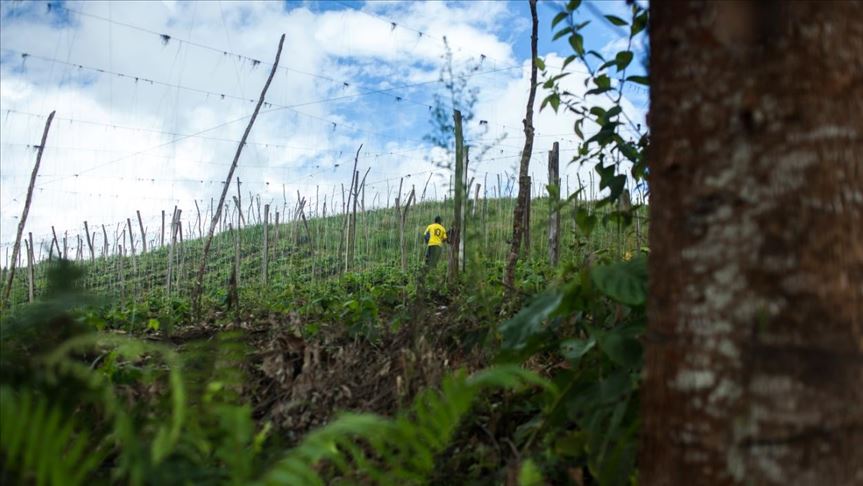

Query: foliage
[424,37,482,154]
[261,366,551,485]
[496,252,647,485]
[540,0,650,209]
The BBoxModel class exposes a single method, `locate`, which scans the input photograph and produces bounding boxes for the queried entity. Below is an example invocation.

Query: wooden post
[84,221,95,261]
[548,142,560,266]
[3,111,54,305]
[166,208,178,292]
[25,236,34,303]
[161,210,165,247]
[137,210,147,253]
[194,200,202,238]
[192,34,285,315]
[399,188,416,272]
[101,225,109,257]
[234,221,241,288]
[345,145,362,272]
[126,218,136,257]
[449,109,465,281]
[3,111,54,303]
[262,204,269,283]
[523,176,532,258]
[63,232,67,259]
[236,178,244,229]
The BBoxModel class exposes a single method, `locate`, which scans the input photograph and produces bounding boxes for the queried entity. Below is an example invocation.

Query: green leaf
[585,50,605,62]
[534,57,545,71]
[605,105,622,119]
[552,26,573,41]
[566,0,582,11]
[575,207,597,236]
[605,15,628,26]
[631,10,648,36]
[560,338,595,365]
[568,33,585,56]
[552,11,569,28]
[590,255,647,306]
[549,93,561,112]
[589,106,607,119]
[615,51,633,71]
[518,459,544,486]
[596,328,643,368]
[594,74,611,89]
[498,290,564,362]
[625,75,648,86]
[573,119,584,140]
[562,54,578,69]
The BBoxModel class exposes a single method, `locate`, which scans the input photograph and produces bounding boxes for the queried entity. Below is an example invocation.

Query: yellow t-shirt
[424,223,447,246]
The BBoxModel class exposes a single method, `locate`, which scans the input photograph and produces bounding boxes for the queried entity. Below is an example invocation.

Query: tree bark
[192,34,285,315]
[548,142,560,266]
[642,2,863,484]
[449,110,465,282]
[503,0,538,293]
[3,111,54,306]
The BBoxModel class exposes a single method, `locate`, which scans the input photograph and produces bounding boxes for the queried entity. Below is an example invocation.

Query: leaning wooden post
[192,34,285,315]
[84,221,95,261]
[548,141,560,266]
[161,210,166,248]
[344,144,362,272]
[448,109,465,282]
[137,210,147,253]
[194,200,203,238]
[262,204,269,284]
[3,111,54,306]
[101,225,109,257]
[51,226,61,258]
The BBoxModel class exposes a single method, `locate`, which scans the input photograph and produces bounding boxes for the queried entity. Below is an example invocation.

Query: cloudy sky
[0,0,647,261]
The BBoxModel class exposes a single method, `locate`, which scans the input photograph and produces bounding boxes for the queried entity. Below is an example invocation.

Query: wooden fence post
[548,142,560,266]
[191,34,285,315]
[2,111,53,306]
[522,176,532,258]
[25,237,33,303]
[449,109,465,282]
[137,210,147,253]
[262,204,269,284]
[84,221,95,261]
[101,225,108,257]
[399,188,416,272]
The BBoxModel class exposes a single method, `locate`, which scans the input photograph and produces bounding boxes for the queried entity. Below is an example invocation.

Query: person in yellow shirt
[424,216,447,268]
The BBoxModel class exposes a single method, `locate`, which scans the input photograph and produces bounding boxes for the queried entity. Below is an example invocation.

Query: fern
[259,365,555,485]
[0,386,104,486]
[40,333,187,484]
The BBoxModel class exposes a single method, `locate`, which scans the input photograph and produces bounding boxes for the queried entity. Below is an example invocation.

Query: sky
[0,0,648,262]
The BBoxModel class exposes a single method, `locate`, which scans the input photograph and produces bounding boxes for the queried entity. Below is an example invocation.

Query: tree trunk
[503,0,538,294]
[642,2,863,484]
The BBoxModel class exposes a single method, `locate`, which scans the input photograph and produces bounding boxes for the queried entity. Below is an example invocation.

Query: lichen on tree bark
[642,2,863,484]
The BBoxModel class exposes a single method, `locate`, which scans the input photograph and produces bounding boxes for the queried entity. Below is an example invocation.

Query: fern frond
[40,333,188,484]
[0,386,104,486]
[260,365,554,485]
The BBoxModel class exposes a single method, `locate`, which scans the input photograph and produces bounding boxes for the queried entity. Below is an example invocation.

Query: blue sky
[0,0,648,259]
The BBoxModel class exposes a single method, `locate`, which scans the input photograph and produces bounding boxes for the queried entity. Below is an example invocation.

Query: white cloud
[0,0,644,261]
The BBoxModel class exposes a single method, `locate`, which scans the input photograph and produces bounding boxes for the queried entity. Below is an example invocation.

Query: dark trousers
[425,245,442,268]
